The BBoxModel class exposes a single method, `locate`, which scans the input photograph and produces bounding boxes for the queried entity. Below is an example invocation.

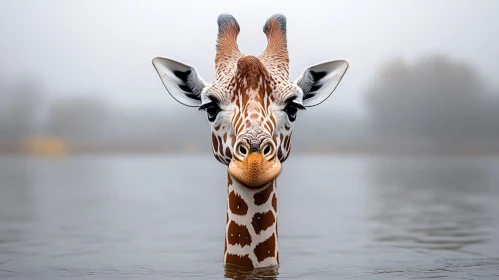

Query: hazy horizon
[0,0,498,157]
[2,0,499,116]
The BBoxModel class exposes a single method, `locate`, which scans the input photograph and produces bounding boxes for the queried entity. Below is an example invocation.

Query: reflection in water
[224,264,278,280]
[0,156,498,279]
[0,157,36,259]
[368,158,497,253]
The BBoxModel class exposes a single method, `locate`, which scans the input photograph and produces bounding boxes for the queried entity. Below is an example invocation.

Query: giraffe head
[153,14,348,188]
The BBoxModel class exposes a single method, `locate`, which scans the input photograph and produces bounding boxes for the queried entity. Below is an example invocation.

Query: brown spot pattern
[236,56,270,89]
[212,133,219,153]
[284,136,290,150]
[218,136,223,155]
[272,193,277,212]
[225,147,232,159]
[252,211,276,235]
[214,153,222,162]
[227,221,252,247]
[224,238,227,254]
[254,185,273,205]
[234,115,243,133]
[229,191,248,215]
[226,253,254,268]
[277,147,283,160]
[254,233,276,262]
[269,114,276,128]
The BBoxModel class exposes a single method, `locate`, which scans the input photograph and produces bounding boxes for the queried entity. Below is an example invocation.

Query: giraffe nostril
[239,145,247,155]
[261,141,275,159]
[263,145,271,155]
[233,140,250,161]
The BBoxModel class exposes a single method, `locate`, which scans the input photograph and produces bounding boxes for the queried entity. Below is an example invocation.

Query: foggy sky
[1,0,498,115]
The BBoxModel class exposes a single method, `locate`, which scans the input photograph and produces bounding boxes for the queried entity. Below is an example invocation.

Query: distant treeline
[364,55,499,154]
[0,54,498,155]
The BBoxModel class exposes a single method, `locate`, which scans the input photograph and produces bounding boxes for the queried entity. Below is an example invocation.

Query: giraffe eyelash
[199,96,221,111]
[198,102,215,111]
[286,102,306,110]
[283,96,306,110]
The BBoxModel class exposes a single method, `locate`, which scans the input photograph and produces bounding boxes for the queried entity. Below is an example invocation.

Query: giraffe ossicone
[152,14,348,269]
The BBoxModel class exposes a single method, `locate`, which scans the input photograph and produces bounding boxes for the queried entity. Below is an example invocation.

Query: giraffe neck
[224,173,278,268]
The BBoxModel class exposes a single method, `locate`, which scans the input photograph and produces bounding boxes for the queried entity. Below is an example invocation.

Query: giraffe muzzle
[229,139,281,188]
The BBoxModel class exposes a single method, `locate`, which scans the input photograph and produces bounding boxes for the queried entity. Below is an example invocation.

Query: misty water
[1,155,498,279]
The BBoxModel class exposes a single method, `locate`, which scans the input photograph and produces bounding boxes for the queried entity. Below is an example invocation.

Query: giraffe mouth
[237,180,273,190]
[228,152,282,188]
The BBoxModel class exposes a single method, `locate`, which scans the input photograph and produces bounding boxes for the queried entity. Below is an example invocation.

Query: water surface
[1,155,498,279]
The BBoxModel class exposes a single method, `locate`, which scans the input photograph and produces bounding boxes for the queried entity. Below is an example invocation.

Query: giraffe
[152,14,348,268]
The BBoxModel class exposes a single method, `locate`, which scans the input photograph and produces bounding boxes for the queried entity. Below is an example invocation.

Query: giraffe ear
[295,60,349,107]
[152,57,207,107]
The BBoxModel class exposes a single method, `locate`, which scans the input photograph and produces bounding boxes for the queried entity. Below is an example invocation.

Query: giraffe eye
[283,103,304,122]
[199,102,221,122]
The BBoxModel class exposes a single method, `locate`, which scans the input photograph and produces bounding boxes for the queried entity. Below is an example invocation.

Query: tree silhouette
[0,78,44,141]
[366,55,498,144]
